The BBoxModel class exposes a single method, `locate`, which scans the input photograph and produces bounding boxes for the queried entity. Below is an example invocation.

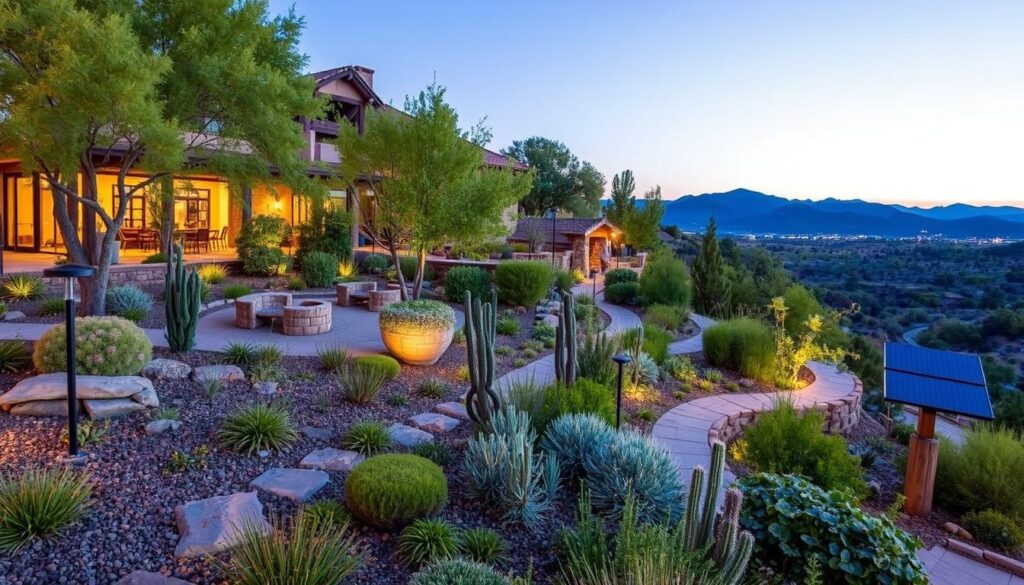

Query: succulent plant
[464,290,500,425]
[164,246,201,351]
[554,290,578,386]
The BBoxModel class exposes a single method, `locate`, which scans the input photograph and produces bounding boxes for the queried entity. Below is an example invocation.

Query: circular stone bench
[336,282,376,306]
[282,299,332,336]
[235,293,332,336]
[368,288,401,312]
[235,293,292,329]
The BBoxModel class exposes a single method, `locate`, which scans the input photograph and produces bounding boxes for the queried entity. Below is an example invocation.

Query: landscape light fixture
[612,353,633,429]
[42,264,96,465]
[590,268,598,298]
[549,207,558,271]
[883,343,993,516]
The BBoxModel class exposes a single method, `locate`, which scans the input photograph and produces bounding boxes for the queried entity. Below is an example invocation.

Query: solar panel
[884,343,993,420]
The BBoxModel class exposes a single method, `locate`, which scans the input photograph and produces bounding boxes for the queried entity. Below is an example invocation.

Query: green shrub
[603,268,637,287]
[577,332,617,386]
[317,345,349,372]
[2,273,43,300]
[34,316,152,376]
[216,403,298,455]
[742,400,867,497]
[603,282,640,305]
[399,256,435,282]
[542,378,616,431]
[0,467,91,551]
[301,251,338,288]
[995,391,1024,434]
[286,276,306,291]
[936,426,1024,519]
[336,360,391,404]
[196,264,228,284]
[236,215,289,276]
[581,428,682,522]
[341,421,393,456]
[664,355,698,381]
[379,300,456,336]
[222,283,252,300]
[411,442,452,467]
[416,378,449,399]
[295,204,352,268]
[354,354,401,380]
[458,527,506,564]
[220,513,360,585]
[643,304,686,331]
[254,344,282,368]
[0,340,32,373]
[141,252,166,264]
[360,253,390,275]
[638,252,691,308]
[37,297,66,316]
[619,324,672,365]
[494,260,552,306]
[222,341,258,366]
[890,421,915,444]
[703,368,723,383]
[553,269,576,292]
[398,518,460,567]
[443,266,491,303]
[345,454,448,530]
[301,499,351,531]
[702,318,775,383]
[738,473,926,584]
[962,509,1024,552]
[409,559,507,585]
[541,413,617,479]
[496,312,520,336]
[532,322,556,347]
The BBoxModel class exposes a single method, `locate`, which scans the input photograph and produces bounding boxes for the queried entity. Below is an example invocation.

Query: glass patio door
[3,174,37,251]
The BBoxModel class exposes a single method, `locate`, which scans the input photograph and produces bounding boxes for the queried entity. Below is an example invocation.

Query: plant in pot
[379,300,456,365]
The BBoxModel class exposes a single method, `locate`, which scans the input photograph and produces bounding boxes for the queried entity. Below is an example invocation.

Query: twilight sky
[270,0,1024,206]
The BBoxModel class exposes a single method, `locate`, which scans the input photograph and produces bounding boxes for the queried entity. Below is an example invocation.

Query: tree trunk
[386,241,409,301]
[411,248,427,300]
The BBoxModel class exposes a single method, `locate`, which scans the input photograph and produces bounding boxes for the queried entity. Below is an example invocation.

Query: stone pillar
[572,236,588,272]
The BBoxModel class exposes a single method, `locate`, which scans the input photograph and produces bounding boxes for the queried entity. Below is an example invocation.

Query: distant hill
[658,189,1024,238]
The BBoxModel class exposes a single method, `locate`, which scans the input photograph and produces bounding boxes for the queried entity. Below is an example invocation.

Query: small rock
[84,398,147,419]
[115,570,193,585]
[145,419,180,435]
[868,480,882,496]
[191,365,245,383]
[541,314,559,328]
[253,381,278,396]
[408,412,461,434]
[2,310,25,321]
[738,378,755,388]
[300,425,335,441]
[250,468,329,503]
[387,423,434,447]
[434,402,469,420]
[174,492,269,559]
[141,359,192,381]
[300,448,364,472]
[257,450,271,459]
[514,306,527,315]
[958,528,974,541]
[943,521,963,535]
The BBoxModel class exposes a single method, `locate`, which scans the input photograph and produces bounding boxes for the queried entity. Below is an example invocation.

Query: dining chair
[195,228,211,254]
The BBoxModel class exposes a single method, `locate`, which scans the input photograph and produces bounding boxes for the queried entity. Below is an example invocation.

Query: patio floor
[0,247,238,274]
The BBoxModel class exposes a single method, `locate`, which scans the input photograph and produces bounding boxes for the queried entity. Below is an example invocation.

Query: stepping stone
[174,492,269,559]
[84,398,147,419]
[9,400,71,417]
[115,571,193,585]
[250,468,329,503]
[142,359,192,381]
[300,425,336,441]
[387,423,433,447]
[408,412,461,434]
[300,448,364,472]
[434,401,469,420]
[191,365,245,383]
[0,373,155,407]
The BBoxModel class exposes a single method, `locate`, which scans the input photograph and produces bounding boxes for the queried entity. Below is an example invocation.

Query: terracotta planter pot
[379,324,454,366]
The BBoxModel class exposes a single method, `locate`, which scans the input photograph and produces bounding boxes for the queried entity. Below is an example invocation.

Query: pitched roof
[508,217,617,246]
[310,66,383,106]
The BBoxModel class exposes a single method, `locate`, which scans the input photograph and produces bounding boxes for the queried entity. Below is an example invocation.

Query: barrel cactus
[464,289,500,425]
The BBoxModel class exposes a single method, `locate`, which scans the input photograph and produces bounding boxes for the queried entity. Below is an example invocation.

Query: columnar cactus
[164,246,202,352]
[464,289,500,425]
[554,290,578,386]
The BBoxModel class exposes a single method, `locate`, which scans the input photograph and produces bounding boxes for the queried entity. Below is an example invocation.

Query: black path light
[883,343,993,516]
[549,207,558,271]
[612,353,633,429]
[590,268,598,298]
[42,264,96,464]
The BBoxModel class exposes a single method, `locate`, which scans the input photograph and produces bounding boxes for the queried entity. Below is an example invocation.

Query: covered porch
[0,247,238,275]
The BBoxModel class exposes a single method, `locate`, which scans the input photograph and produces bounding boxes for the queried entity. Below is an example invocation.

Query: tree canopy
[620,185,665,251]
[606,169,635,227]
[502,136,604,216]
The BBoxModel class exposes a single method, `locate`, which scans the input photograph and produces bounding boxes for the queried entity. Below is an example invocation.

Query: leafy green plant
[344,454,448,529]
[962,509,1024,552]
[703,368,724,383]
[542,378,616,431]
[633,408,655,422]
[603,268,637,287]
[286,276,307,290]
[890,421,915,444]
[296,204,352,269]
[388,394,409,407]
[236,215,289,276]
[638,251,691,308]
[341,421,392,456]
[222,283,252,300]
[163,445,210,475]
[61,420,108,448]
[0,467,91,551]
[443,266,491,303]
[354,354,401,380]
[301,251,338,288]
[496,312,521,336]
[604,282,640,305]
[222,341,258,366]
[769,297,845,389]
[37,296,67,316]
[337,360,392,404]
[665,354,698,381]
[254,344,283,368]
[411,442,451,467]
[644,303,686,331]
[34,316,152,376]
[216,402,297,455]
[703,318,776,383]
[532,322,556,346]
[361,253,390,275]
[577,332,617,386]
[151,406,179,421]
[219,513,361,585]
[301,499,351,531]
[2,273,43,300]
[409,559,507,585]
[398,518,460,567]
[416,378,449,399]
[495,345,515,356]
[553,269,576,292]
[141,252,167,264]
[196,263,228,284]
[738,473,926,584]
[455,365,470,382]
[0,340,32,373]
[204,378,223,399]
[936,426,1024,519]
[619,324,672,365]
[317,345,349,372]
[458,527,505,564]
[494,260,553,306]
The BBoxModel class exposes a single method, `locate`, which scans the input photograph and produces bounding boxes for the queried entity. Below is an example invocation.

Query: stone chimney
[352,66,374,88]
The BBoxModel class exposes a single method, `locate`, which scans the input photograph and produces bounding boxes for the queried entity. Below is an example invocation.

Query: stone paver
[919,544,1021,585]
[174,492,269,559]
[434,401,469,420]
[0,373,155,405]
[191,365,245,383]
[299,448,364,472]
[387,423,433,447]
[84,398,148,419]
[408,412,461,434]
[250,467,329,503]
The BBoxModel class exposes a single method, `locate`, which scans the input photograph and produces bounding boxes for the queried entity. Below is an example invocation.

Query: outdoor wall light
[612,353,633,430]
[41,264,96,465]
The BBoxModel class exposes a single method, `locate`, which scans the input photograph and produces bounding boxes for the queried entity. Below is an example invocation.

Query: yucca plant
[341,421,392,456]
[577,332,617,386]
[196,264,228,284]
[219,513,361,585]
[416,378,449,398]
[0,467,91,551]
[222,341,258,366]
[336,360,391,404]
[37,296,67,316]
[301,499,351,531]
[216,403,298,455]
[317,345,349,372]
[2,273,43,301]
[254,344,283,368]
[398,518,461,568]
[0,340,32,373]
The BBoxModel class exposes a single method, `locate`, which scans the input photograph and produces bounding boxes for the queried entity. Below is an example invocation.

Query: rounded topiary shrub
[300,251,338,288]
[354,354,402,380]
[34,316,152,376]
[603,268,637,287]
[345,454,448,530]
[604,282,640,305]
[409,559,507,585]
[494,260,552,306]
[443,266,490,303]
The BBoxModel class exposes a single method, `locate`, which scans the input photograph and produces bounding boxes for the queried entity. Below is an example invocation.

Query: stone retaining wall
[31,259,240,294]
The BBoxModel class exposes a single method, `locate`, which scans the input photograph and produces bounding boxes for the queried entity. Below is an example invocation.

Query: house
[0,65,526,259]
[506,217,621,273]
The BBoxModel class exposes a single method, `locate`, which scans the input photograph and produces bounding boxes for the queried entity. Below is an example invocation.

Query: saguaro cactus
[554,290,578,386]
[464,289,500,425]
[164,246,202,352]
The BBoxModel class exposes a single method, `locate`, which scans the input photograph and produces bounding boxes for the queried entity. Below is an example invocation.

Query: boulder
[145,419,182,435]
[174,492,269,559]
[2,310,25,321]
[130,385,160,407]
[192,365,245,383]
[10,400,71,417]
[84,398,147,419]
[0,373,155,407]
[249,468,329,503]
[434,401,469,420]
[408,412,461,434]
[299,448,364,472]
[115,571,193,585]
[387,423,433,447]
[142,359,192,381]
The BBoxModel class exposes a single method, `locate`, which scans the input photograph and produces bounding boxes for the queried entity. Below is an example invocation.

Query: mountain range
[655,189,1024,238]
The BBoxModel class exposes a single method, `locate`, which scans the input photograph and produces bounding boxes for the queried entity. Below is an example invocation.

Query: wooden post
[904,408,940,516]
